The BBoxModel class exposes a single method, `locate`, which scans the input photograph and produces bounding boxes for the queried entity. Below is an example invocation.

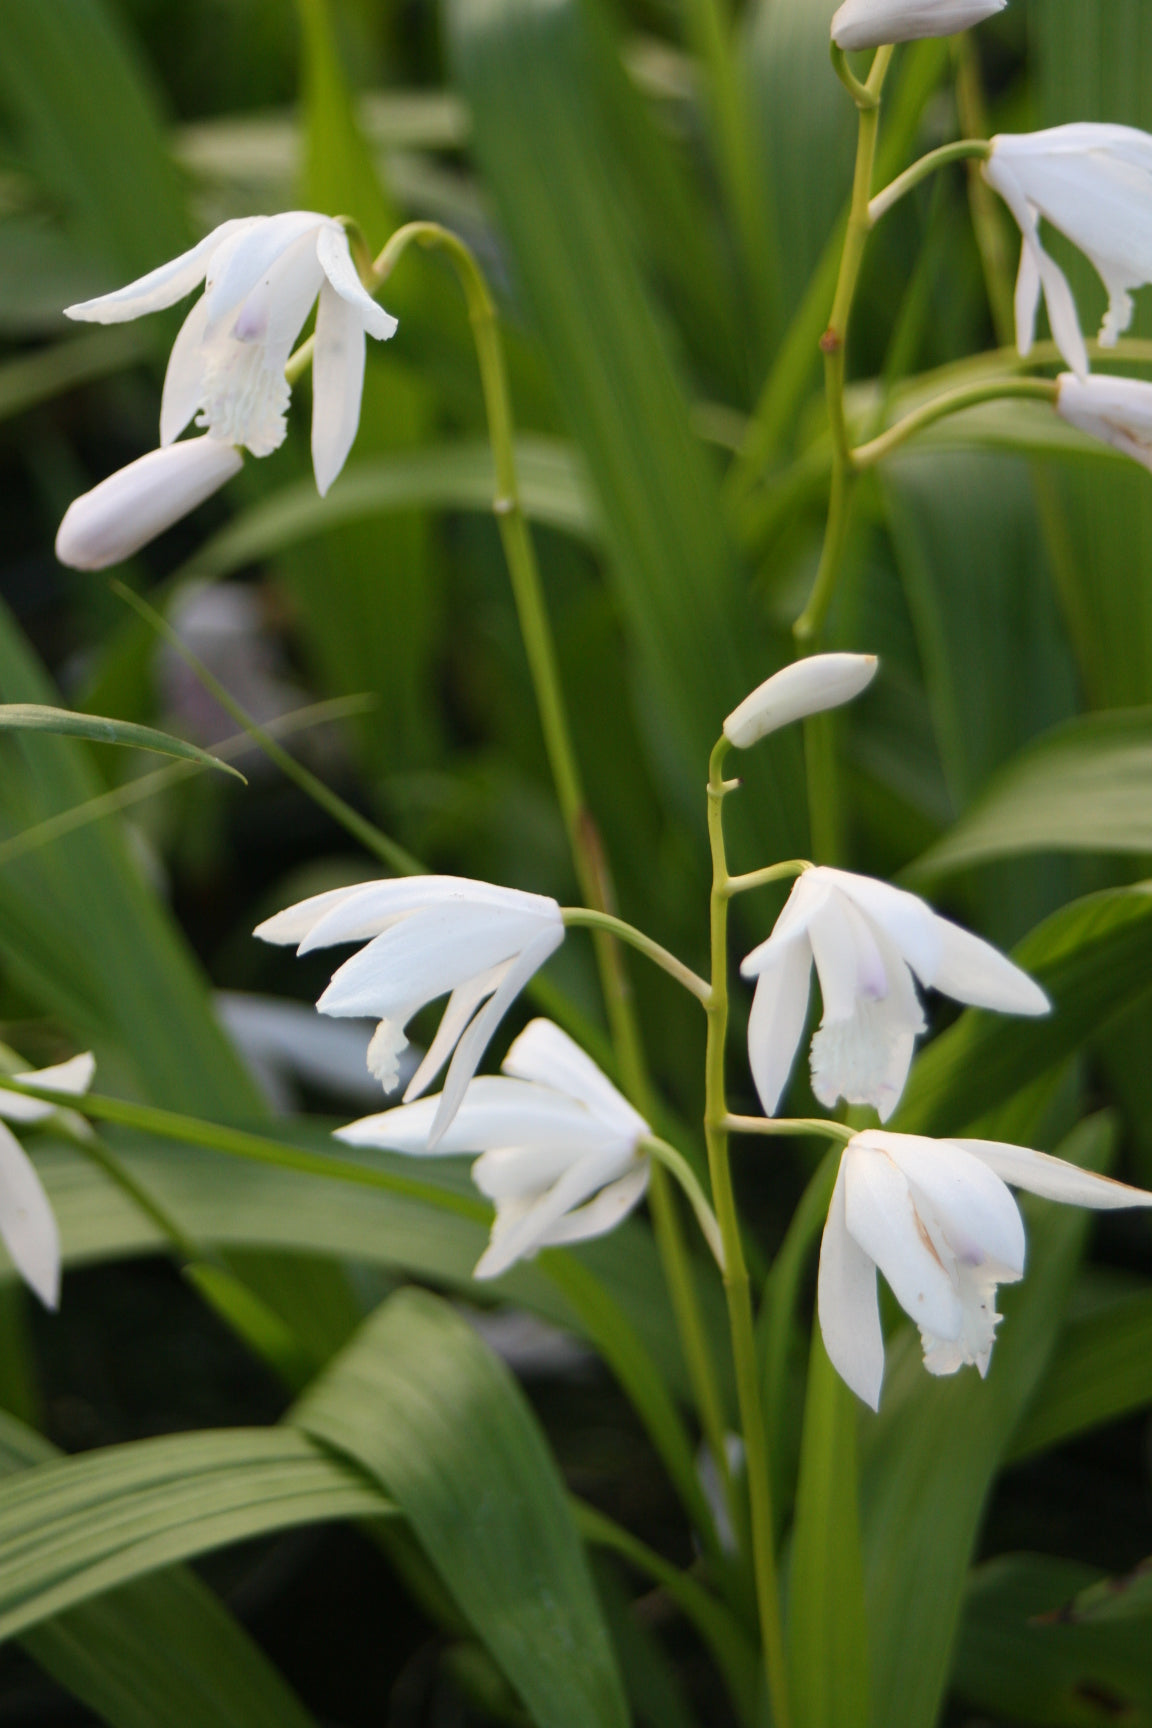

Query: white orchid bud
[1055,373,1152,474]
[723,653,878,750]
[831,0,1005,52]
[55,437,243,570]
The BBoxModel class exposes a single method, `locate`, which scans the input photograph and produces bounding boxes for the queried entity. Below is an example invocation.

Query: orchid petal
[335,1076,609,1156]
[809,891,887,1023]
[252,881,376,948]
[958,1139,1152,1211]
[0,1122,60,1308]
[298,876,557,953]
[316,224,399,342]
[64,220,250,323]
[0,1053,95,1125]
[537,1164,650,1246]
[201,212,326,334]
[55,438,243,571]
[817,1157,885,1412]
[473,1143,634,1280]
[745,937,812,1116]
[502,1018,647,1139]
[159,295,211,446]
[311,281,367,496]
[866,1132,1026,1275]
[403,964,506,1102]
[844,1145,963,1342]
[924,918,1050,1015]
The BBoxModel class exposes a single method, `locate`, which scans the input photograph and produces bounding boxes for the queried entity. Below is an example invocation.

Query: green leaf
[0,597,266,1115]
[787,1331,870,1728]
[0,1425,389,1642]
[1060,1558,1152,1628]
[859,1115,1115,1728]
[294,1286,630,1728]
[0,328,150,423]
[894,884,1152,1137]
[905,709,1152,884]
[1008,1284,1152,1462]
[444,0,806,856]
[0,704,245,778]
[0,1411,320,1728]
[954,1553,1152,1725]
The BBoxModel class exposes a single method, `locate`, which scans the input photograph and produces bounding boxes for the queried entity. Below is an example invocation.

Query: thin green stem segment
[830,41,880,110]
[724,860,811,897]
[852,375,1060,468]
[111,583,420,877]
[562,908,710,1002]
[643,1138,725,1271]
[705,739,792,1728]
[868,136,992,225]
[724,1115,854,1145]
[298,221,733,1519]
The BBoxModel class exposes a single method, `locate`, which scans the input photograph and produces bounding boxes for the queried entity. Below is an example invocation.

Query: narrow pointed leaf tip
[335,1019,650,1280]
[723,653,878,750]
[818,1129,1152,1410]
[831,0,1005,51]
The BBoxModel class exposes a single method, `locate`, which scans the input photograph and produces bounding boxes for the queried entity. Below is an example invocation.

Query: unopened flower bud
[831,0,1005,51]
[55,437,243,570]
[723,653,878,750]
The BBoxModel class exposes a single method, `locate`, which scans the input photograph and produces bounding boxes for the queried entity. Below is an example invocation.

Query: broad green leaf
[954,1554,1152,1726]
[859,1115,1113,1728]
[1008,1285,1152,1462]
[894,884,1152,1137]
[905,710,1152,884]
[0,598,266,1115]
[0,0,191,287]
[787,1331,869,1728]
[296,0,397,249]
[0,704,244,778]
[0,328,149,422]
[0,1425,389,1642]
[295,1287,630,1728]
[445,0,806,858]
[0,1411,320,1728]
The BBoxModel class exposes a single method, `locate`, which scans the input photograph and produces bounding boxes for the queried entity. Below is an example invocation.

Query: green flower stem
[724,860,811,898]
[643,1138,726,1271]
[851,375,1060,468]
[705,738,791,1728]
[867,136,992,225]
[111,582,420,878]
[954,39,1015,346]
[723,1114,854,1145]
[562,907,711,1002]
[796,44,892,649]
[370,222,734,1521]
[830,41,880,111]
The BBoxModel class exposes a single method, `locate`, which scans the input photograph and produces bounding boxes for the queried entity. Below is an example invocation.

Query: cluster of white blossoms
[55,214,398,569]
[254,653,1152,1409]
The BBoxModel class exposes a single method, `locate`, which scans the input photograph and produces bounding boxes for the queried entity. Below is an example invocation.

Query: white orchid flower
[0,1052,95,1309]
[1055,372,1152,473]
[58,211,397,572]
[337,1018,650,1280]
[831,0,1005,51]
[819,1128,1152,1409]
[255,876,564,1146]
[54,437,244,571]
[740,868,1049,1121]
[983,125,1152,379]
[723,654,878,750]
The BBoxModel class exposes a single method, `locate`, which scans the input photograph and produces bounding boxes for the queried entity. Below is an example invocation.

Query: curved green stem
[705,739,792,1728]
[562,907,710,1001]
[643,1138,726,1271]
[724,860,811,897]
[724,1114,854,1145]
[368,225,734,1523]
[852,374,1060,469]
[830,41,880,110]
[868,136,992,225]
[794,459,855,645]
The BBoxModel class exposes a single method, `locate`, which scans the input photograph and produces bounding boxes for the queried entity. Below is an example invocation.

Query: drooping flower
[1055,372,1152,473]
[56,213,399,570]
[254,876,564,1145]
[983,125,1152,378]
[831,0,1005,51]
[0,1052,96,1309]
[337,1018,650,1279]
[740,868,1048,1121]
[723,653,878,750]
[818,1128,1152,1409]
[54,438,244,571]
